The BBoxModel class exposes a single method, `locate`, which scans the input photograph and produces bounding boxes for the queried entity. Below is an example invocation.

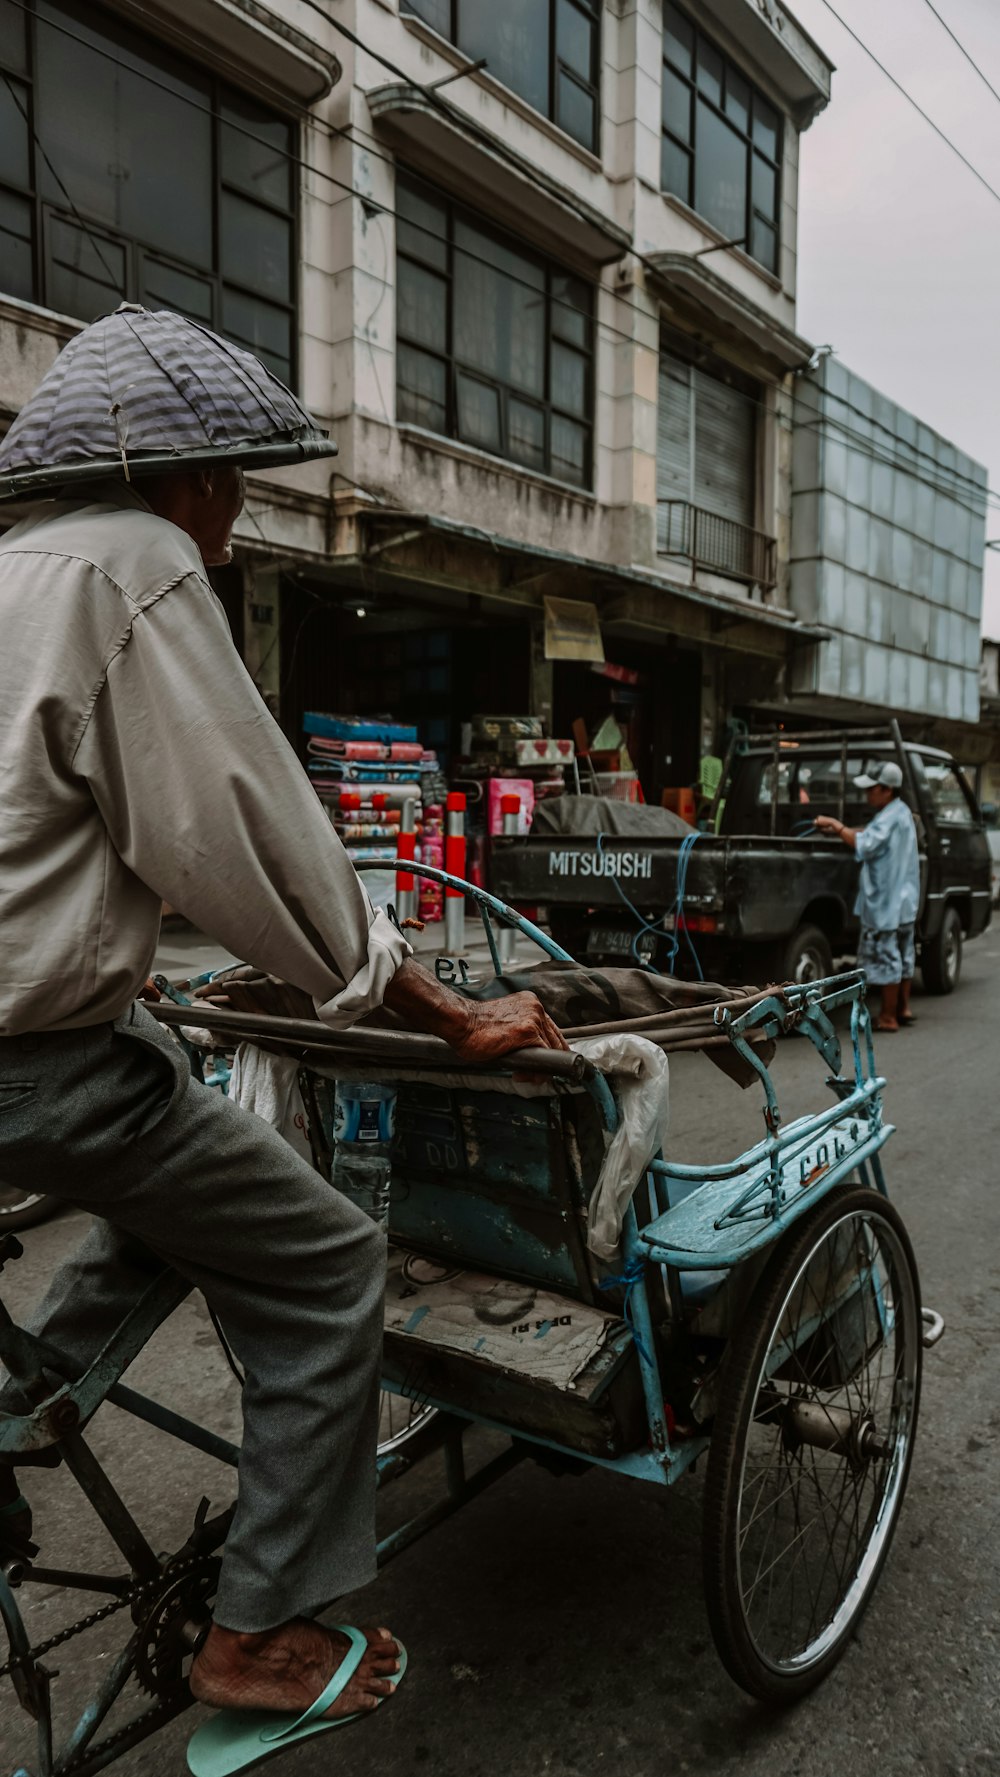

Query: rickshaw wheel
[702,1184,922,1703]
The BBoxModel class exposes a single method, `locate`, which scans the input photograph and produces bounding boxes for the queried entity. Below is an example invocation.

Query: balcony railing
[657,500,777,589]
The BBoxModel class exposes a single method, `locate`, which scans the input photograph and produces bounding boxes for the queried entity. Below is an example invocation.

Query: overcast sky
[788,0,1000,637]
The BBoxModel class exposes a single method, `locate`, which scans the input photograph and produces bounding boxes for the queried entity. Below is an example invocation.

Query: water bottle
[330,1082,396,1227]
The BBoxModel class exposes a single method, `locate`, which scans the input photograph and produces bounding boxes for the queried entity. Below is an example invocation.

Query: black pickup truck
[490,727,993,993]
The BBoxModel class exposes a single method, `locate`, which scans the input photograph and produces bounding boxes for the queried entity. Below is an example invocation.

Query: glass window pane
[0,0,28,74]
[752,152,777,222]
[725,69,750,133]
[696,40,723,107]
[221,287,291,382]
[139,255,214,321]
[0,74,29,188]
[662,135,691,204]
[221,190,290,302]
[557,0,593,82]
[921,760,975,828]
[397,257,447,352]
[397,181,448,272]
[552,340,587,417]
[36,2,214,269]
[662,65,691,142]
[46,213,126,322]
[402,0,451,33]
[456,371,501,453]
[550,414,588,486]
[508,397,545,471]
[557,71,595,149]
[454,224,545,397]
[752,95,779,159]
[397,342,447,432]
[694,99,746,239]
[750,215,777,273]
[221,94,292,211]
[458,0,549,116]
[551,272,590,348]
[663,3,693,76]
[455,218,544,289]
[0,188,32,300]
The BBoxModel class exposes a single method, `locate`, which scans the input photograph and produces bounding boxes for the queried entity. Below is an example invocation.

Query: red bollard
[445,791,467,953]
[396,796,417,923]
[498,793,520,966]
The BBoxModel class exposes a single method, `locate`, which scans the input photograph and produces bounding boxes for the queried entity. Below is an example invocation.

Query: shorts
[858,923,916,987]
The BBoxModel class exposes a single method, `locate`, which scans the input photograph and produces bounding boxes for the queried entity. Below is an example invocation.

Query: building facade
[0,0,842,794]
[788,356,987,745]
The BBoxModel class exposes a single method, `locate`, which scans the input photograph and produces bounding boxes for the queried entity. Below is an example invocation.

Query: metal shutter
[656,352,693,550]
[692,369,755,526]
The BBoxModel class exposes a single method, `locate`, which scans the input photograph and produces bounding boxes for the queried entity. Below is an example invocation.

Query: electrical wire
[812,0,1000,209]
[5,0,997,520]
[919,0,1000,110]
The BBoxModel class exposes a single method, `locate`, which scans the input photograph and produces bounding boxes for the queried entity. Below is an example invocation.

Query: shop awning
[366,85,632,266]
[646,253,813,377]
[356,509,829,653]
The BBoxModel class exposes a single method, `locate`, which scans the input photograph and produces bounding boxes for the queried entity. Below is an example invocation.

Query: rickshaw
[0,866,941,1776]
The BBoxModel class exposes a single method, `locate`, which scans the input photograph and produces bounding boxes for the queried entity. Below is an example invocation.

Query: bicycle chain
[0,1555,204,1680]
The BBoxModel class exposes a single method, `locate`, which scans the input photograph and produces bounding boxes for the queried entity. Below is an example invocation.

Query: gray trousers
[0,1002,385,1632]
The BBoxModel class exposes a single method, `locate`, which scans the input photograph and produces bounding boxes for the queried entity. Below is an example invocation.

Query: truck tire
[781,924,833,986]
[921,904,962,995]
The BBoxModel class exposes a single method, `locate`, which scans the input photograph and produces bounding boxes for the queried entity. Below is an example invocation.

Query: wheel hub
[782,1399,890,1468]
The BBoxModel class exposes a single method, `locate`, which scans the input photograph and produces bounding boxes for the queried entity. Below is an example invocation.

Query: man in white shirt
[0,310,565,1728]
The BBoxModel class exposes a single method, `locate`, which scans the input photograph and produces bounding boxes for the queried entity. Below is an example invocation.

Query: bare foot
[874,1018,899,1033]
[190,1619,401,1719]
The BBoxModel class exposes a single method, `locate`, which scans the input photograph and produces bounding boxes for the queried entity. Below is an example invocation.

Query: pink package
[487,777,534,836]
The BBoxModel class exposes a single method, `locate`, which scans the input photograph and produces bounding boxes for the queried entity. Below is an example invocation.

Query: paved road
[2,942,998,1777]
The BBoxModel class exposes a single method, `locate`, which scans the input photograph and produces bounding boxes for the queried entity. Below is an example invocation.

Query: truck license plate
[586,922,672,957]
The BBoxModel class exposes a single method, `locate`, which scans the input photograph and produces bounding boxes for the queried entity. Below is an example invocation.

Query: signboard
[543,596,605,663]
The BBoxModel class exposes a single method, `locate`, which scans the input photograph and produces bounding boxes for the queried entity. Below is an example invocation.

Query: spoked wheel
[377,1390,438,1460]
[703,1185,922,1702]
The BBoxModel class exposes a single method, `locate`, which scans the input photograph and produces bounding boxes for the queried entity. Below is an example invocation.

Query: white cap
[854,762,903,790]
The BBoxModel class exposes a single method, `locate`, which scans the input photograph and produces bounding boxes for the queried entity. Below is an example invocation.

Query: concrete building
[0,0,839,798]
[787,357,988,740]
[2,0,991,801]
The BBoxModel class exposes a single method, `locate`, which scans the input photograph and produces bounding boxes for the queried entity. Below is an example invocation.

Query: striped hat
[0,303,336,500]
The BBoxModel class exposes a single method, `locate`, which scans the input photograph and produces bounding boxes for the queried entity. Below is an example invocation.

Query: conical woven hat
[0,303,336,499]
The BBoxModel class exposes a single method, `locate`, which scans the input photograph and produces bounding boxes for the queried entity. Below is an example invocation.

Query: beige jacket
[0,482,409,1035]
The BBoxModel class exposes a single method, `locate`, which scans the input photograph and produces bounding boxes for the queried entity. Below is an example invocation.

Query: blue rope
[598,1255,652,1363]
[664,831,703,980]
[594,827,704,978]
[594,830,664,971]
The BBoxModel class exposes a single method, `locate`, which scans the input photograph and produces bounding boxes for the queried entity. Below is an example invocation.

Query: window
[402,0,600,153]
[0,0,296,382]
[661,2,781,275]
[916,758,977,829]
[396,173,594,488]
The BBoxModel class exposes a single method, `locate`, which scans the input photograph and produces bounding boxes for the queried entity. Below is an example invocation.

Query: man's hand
[383,959,568,1059]
[445,991,569,1063]
[813,816,841,834]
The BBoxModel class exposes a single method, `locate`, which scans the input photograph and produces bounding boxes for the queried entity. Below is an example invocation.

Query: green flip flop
[186,1626,407,1777]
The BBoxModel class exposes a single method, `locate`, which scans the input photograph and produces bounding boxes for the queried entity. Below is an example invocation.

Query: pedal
[921,1306,945,1348]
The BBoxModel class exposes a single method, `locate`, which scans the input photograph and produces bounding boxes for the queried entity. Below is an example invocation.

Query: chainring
[133,1556,221,1698]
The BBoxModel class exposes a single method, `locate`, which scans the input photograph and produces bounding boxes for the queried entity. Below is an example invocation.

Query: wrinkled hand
[194,966,315,1020]
[449,991,569,1063]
